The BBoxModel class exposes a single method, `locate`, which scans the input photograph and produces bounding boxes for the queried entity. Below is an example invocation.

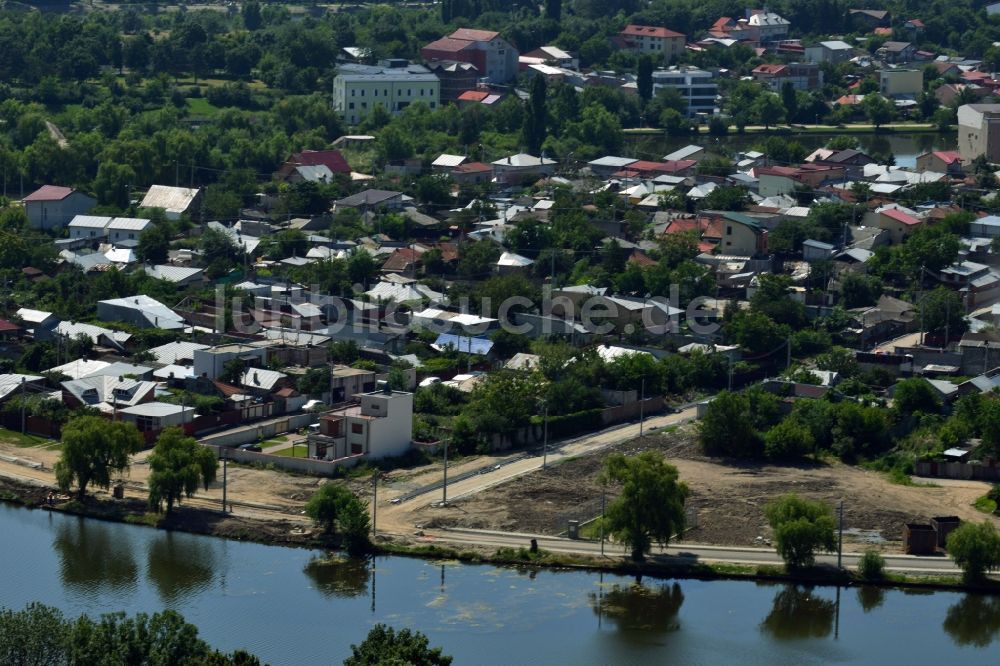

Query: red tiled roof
[382,248,421,272]
[627,250,656,267]
[712,17,735,30]
[704,219,725,239]
[423,37,476,53]
[753,64,788,75]
[450,28,500,42]
[698,241,717,253]
[453,161,492,173]
[757,166,799,177]
[664,218,703,234]
[906,19,924,27]
[873,27,893,36]
[23,185,74,202]
[882,208,921,226]
[457,90,490,102]
[212,380,244,398]
[661,159,696,173]
[836,94,864,106]
[621,24,684,39]
[932,151,962,165]
[0,319,21,332]
[290,149,351,174]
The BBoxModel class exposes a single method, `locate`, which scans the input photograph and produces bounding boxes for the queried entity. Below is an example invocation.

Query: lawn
[186,97,222,117]
[272,444,309,458]
[974,494,998,514]
[0,428,52,448]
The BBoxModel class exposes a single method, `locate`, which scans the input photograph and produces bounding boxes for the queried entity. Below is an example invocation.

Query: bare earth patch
[408,426,999,552]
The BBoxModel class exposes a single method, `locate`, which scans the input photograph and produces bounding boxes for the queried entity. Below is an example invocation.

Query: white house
[68,215,112,240]
[309,389,414,460]
[107,217,152,244]
[96,295,186,330]
[333,61,440,125]
[139,185,202,221]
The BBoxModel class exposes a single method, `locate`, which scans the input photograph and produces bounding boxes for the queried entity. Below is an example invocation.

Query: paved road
[418,527,962,575]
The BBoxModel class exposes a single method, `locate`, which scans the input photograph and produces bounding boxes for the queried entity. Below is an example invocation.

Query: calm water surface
[1,504,998,665]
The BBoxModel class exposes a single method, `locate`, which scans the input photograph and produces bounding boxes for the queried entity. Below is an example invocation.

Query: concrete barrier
[210,445,364,477]
[199,413,316,448]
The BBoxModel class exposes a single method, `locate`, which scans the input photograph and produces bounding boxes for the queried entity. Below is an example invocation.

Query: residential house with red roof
[421,28,518,83]
[275,150,351,182]
[617,25,686,61]
[866,205,923,244]
[915,151,964,177]
[756,165,845,197]
[21,186,96,231]
[752,62,823,91]
[450,161,493,185]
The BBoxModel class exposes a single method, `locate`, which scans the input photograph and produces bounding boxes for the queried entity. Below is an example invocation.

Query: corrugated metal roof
[431,334,494,355]
[68,215,112,228]
[140,185,200,213]
[108,217,152,231]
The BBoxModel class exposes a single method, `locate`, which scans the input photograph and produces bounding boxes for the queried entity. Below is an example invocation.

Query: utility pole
[442,437,449,505]
[19,377,26,434]
[786,336,792,369]
[372,472,378,535]
[639,376,645,437]
[600,485,606,557]
[222,450,228,512]
[542,401,549,469]
[837,499,844,569]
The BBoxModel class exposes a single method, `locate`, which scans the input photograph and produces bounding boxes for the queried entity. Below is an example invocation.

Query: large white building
[747,11,791,42]
[651,66,719,118]
[334,61,440,125]
[309,389,414,461]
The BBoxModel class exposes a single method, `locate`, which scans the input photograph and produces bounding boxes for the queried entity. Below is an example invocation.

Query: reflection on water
[303,555,371,598]
[591,580,684,636]
[53,516,138,595]
[856,586,886,613]
[943,594,1000,648]
[146,532,216,604]
[760,585,835,640]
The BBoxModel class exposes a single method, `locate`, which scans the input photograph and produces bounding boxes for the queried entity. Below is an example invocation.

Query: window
[351,423,364,434]
[351,89,355,97]
[129,233,134,239]
[385,89,388,96]
[361,102,367,109]
[349,102,355,109]
[499,49,505,55]
[430,102,436,108]
[360,89,365,97]
[420,88,424,96]
[374,89,378,97]
[351,443,363,454]
[726,226,732,235]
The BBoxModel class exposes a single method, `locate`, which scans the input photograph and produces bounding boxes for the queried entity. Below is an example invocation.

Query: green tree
[751,93,785,130]
[765,494,836,570]
[858,549,886,581]
[699,391,757,457]
[305,483,371,553]
[702,186,750,212]
[601,450,689,562]
[764,418,814,459]
[344,624,452,666]
[918,286,966,339]
[892,378,942,415]
[54,416,143,500]
[947,521,1000,583]
[544,0,561,21]
[863,94,895,129]
[0,602,69,666]
[637,55,653,102]
[137,221,173,265]
[147,427,218,514]
[241,1,262,30]
[523,74,548,154]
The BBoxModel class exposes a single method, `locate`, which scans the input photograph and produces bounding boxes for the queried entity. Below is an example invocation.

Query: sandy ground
[406,426,1000,552]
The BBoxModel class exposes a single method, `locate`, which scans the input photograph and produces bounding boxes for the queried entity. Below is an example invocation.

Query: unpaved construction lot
[410,426,1000,552]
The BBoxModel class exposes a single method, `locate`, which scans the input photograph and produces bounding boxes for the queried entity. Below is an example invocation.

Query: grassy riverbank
[2,474,995,595]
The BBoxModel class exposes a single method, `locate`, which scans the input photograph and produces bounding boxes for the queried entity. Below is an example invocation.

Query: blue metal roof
[432,334,494,356]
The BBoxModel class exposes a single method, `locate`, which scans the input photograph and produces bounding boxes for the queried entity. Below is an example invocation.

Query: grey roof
[118,402,193,418]
[68,215,112,229]
[263,328,332,346]
[144,264,205,283]
[336,189,403,207]
[148,341,210,366]
[663,145,703,161]
[294,165,334,183]
[804,239,836,251]
[140,185,200,213]
[81,361,154,379]
[55,321,131,349]
[588,156,638,168]
[61,375,156,408]
[240,368,287,391]
[0,374,43,401]
[108,217,151,231]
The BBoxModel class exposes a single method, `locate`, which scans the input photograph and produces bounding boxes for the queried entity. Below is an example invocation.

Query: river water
[0,503,998,665]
